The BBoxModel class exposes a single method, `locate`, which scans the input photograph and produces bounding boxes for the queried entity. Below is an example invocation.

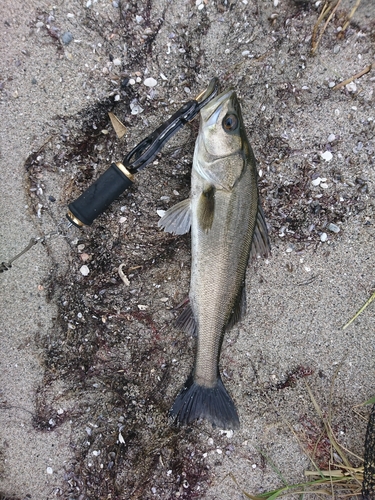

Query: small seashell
[144,77,157,87]
[80,265,90,276]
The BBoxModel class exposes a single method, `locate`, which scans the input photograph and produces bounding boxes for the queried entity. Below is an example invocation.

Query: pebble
[80,265,90,276]
[320,151,333,162]
[320,232,328,242]
[311,177,321,187]
[46,467,53,474]
[61,32,73,45]
[346,82,357,93]
[327,133,336,143]
[137,304,148,311]
[327,223,340,233]
[144,77,157,88]
[129,78,135,85]
[113,58,121,66]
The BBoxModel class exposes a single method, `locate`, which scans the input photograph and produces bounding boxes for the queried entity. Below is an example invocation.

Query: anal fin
[158,198,191,235]
[176,300,197,336]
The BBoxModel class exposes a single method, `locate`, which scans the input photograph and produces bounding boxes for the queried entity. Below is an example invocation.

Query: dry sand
[0,0,374,498]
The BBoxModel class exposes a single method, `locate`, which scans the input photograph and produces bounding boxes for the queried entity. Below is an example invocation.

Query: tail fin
[169,375,240,430]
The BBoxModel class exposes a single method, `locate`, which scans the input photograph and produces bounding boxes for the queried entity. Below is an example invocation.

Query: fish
[158,88,270,429]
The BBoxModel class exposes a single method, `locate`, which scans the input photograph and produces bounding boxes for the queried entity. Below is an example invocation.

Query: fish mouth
[202,89,235,127]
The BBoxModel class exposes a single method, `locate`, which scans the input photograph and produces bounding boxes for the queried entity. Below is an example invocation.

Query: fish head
[199,89,244,158]
[195,89,248,189]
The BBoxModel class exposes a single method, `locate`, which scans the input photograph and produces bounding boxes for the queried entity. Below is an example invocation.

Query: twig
[332,63,373,90]
[342,289,375,330]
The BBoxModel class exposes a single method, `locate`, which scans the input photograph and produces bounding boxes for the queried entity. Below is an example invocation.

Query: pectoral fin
[158,199,191,235]
[250,203,271,259]
[197,186,215,232]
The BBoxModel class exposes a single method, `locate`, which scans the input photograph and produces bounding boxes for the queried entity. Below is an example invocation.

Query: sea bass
[159,88,270,429]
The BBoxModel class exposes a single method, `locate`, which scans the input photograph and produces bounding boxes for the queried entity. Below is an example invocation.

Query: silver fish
[159,88,270,429]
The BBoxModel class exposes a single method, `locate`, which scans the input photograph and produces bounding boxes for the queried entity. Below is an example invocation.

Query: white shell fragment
[320,232,328,242]
[346,82,357,93]
[144,77,157,88]
[137,304,148,311]
[130,100,144,115]
[46,467,53,475]
[320,151,333,162]
[80,265,90,276]
[311,177,321,187]
[118,263,130,286]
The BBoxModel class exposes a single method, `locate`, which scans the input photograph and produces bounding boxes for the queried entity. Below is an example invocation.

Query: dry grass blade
[311,0,343,55]
[342,288,375,330]
[333,63,373,91]
[340,0,362,35]
[242,380,364,499]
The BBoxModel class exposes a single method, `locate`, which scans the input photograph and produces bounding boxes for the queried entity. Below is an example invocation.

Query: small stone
[113,58,121,66]
[320,151,333,162]
[67,13,75,18]
[311,177,321,187]
[327,223,340,233]
[144,77,157,88]
[135,15,143,23]
[80,265,90,276]
[137,304,148,311]
[327,133,336,143]
[328,81,336,88]
[61,32,73,45]
[242,50,250,56]
[320,182,328,189]
[320,232,328,242]
[346,82,357,92]
[129,78,135,85]
[46,467,53,474]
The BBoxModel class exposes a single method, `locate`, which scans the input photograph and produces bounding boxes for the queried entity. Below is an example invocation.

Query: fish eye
[222,114,238,132]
